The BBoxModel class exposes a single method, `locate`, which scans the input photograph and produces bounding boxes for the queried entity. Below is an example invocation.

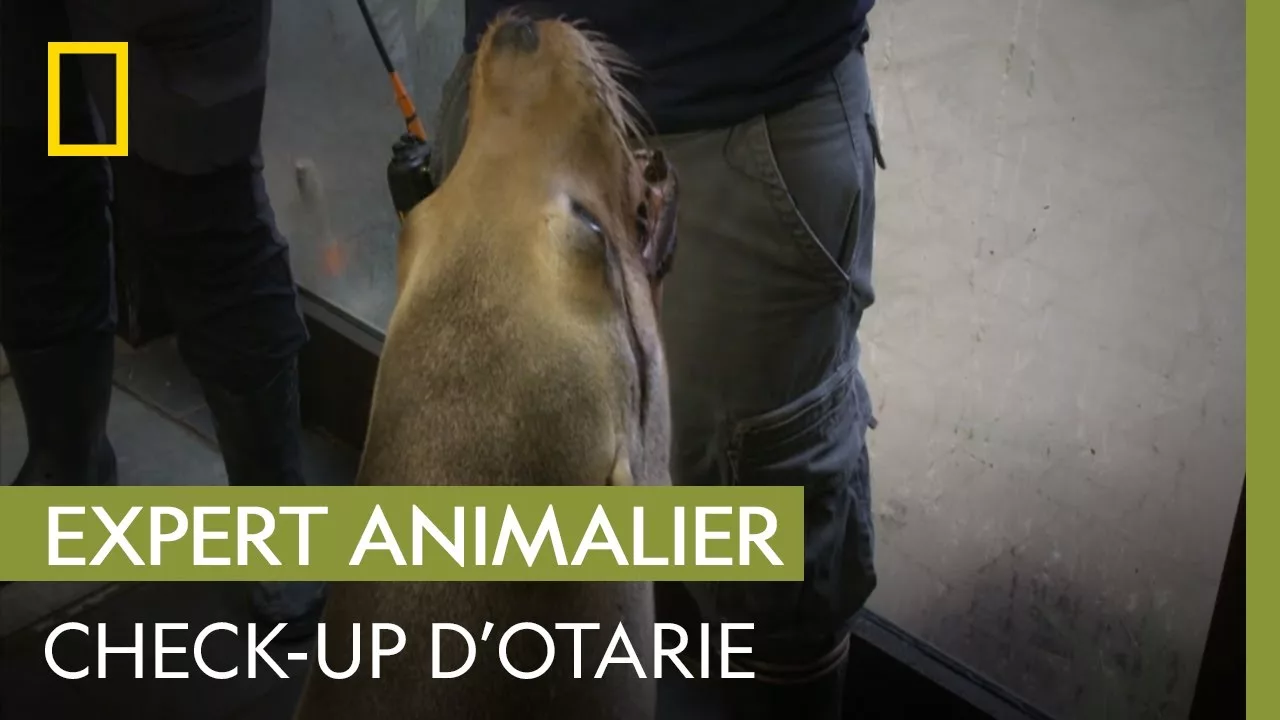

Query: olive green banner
[1249,1,1276,715]
[0,486,803,582]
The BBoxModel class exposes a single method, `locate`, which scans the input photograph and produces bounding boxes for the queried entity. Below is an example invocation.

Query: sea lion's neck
[361,272,622,490]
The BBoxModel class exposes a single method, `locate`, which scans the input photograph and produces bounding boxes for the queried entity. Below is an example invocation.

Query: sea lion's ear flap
[635,149,678,284]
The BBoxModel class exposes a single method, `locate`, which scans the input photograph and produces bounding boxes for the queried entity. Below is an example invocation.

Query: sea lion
[292,11,678,720]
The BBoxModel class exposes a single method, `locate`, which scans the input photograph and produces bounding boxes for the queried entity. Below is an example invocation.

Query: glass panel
[261,0,463,328]
[259,2,1244,718]
[859,2,1244,719]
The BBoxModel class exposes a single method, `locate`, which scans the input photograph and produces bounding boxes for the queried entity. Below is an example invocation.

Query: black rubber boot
[199,355,306,488]
[198,355,326,640]
[724,653,849,720]
[6,330,117,487]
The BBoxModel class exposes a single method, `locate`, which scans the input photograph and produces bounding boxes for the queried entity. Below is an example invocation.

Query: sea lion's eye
[570,199,605,239]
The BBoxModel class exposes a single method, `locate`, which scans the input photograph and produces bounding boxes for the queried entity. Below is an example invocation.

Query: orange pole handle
[390,72,427,142]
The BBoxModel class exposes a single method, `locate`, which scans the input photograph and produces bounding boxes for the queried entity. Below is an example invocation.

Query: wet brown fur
[293,13,672,720]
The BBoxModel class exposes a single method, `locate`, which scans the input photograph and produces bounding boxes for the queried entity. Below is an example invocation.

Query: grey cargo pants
[430,41,884,671]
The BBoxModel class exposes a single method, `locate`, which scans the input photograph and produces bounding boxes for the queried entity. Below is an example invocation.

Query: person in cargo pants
[435,1,886,717]
[0,0,324,633]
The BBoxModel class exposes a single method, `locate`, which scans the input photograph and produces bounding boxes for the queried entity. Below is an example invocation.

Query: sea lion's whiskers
[573,26,654,150]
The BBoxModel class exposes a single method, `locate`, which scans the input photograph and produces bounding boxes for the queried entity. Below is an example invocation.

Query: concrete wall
[859,1,1244,718]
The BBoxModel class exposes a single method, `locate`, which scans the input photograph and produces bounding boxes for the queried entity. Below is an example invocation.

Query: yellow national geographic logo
[47,42,129,157]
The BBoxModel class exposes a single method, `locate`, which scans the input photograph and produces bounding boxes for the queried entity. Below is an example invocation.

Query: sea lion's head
[394,12,678,486]
[465,10,677,296]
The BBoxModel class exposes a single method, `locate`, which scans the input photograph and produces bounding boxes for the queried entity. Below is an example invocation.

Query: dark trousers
[654,40,883,664]
[0,0,307,395]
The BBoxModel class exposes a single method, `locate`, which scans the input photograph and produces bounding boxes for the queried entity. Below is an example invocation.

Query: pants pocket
[721,49,879,295]
[713,364,876,645]
[724,103,861,290]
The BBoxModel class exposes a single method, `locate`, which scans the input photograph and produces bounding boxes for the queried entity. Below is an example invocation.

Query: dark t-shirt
[463,1,875,135]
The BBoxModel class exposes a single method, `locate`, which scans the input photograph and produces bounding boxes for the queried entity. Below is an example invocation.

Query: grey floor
[10,1,1236,719]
